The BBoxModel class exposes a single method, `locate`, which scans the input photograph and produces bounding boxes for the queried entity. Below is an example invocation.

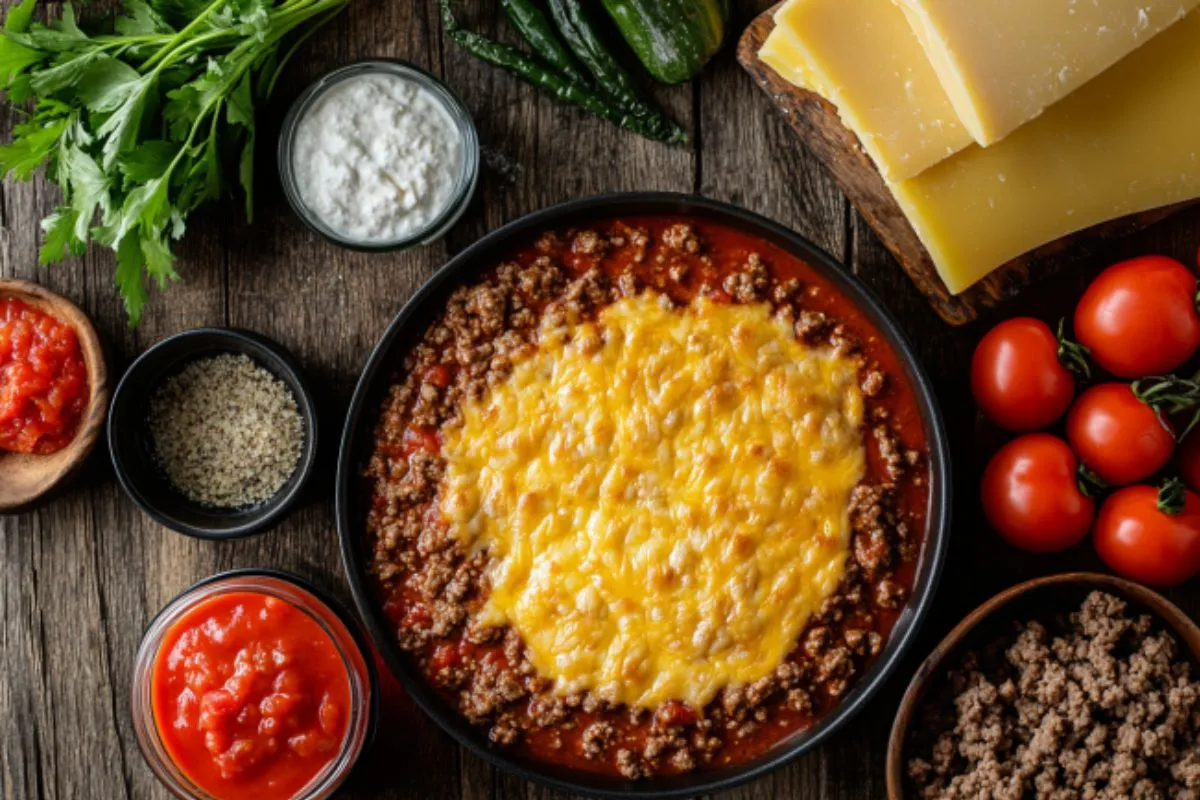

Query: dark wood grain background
[2,2,1199,799]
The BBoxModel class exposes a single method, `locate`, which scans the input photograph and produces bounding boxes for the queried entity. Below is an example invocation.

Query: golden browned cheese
[439,293,865,709]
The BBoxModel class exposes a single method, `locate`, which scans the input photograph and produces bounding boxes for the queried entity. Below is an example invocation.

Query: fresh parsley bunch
[0,0,347,325]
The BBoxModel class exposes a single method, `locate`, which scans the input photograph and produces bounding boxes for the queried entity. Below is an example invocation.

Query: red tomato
[1074,255,1200,378]
[970,318,1077,432]
[1066,383,1175,486]
[981,434,1095,553]
[1094,483,1200,586]
[400,425,439,457]
[1179,432,1200,494]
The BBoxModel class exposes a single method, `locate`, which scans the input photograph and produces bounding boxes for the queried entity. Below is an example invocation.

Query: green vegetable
[545,0,682,141]
[547,1,638,108]
[441,1,684,144]
[601,0,726,84]
[499,0,589,87]
[0,0,347,326]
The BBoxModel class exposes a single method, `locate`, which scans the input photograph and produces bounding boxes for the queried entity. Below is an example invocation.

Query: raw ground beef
[907,591,1200,800]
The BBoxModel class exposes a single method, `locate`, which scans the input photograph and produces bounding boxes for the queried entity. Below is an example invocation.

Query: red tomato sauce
[0,297,88,454]
[151,592,353,800]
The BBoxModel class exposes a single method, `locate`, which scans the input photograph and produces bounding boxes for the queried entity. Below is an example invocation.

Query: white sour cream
[291,72,464,244]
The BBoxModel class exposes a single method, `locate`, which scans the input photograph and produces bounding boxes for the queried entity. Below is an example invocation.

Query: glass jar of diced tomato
[132,571,375,800]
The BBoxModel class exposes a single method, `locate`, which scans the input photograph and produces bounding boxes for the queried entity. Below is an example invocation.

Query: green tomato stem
[1158,477,1187,516]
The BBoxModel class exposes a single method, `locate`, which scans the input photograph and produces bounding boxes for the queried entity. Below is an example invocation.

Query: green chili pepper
[544,0,684,144]
[499,0,591,87]
[548,0,640,104]
[439,1,685,143]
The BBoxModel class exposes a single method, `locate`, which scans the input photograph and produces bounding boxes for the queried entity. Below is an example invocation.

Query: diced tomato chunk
[0,298,88,454]
[655,700,698,728]
[400,425,440,457]
[424,363,453,388]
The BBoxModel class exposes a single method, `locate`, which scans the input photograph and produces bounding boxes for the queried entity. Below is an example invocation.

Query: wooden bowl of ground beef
[888,572,1200,800]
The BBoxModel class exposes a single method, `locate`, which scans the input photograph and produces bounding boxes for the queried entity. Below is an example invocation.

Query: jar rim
[131,570,378,800]
[277,59,480,252]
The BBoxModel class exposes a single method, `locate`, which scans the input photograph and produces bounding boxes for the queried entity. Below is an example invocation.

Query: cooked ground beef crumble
[363,218,929,779]
[907,591,1200,799]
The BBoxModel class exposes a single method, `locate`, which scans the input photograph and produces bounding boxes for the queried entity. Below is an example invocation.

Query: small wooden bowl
[0,279,108,513]
[886,572,1200,799]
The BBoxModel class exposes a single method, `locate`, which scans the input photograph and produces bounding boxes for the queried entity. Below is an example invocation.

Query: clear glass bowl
[277,60,480,252]
[131,570,376,800]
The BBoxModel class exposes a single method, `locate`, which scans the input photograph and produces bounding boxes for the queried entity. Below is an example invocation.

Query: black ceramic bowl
[109,328,318,539]
[336,193,952,798]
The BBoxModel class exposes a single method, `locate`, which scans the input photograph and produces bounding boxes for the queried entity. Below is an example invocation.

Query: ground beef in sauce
[363,219,929,779]
[907,591,1200,800]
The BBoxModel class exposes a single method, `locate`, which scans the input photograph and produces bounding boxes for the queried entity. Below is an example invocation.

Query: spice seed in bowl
[148,354,304,508]
[906,591,1200,798]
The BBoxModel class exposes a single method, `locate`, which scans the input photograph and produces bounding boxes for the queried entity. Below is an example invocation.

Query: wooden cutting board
[738,5,1191,326]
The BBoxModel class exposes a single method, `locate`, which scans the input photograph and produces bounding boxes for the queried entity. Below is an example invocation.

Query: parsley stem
[264,3,348,97]
[148,29,237,72]
[140,0,234,73]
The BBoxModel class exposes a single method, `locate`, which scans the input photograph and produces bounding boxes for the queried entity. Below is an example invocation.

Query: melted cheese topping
[439,293,866,709]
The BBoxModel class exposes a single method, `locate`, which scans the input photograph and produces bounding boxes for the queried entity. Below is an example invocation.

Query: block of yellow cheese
[896,0,1199,146]
[759,0,973,181]
[893,9,1200,294]
[758,25,813,89]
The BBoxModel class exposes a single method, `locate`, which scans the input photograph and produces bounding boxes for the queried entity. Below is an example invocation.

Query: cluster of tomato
[971,253,1200,586]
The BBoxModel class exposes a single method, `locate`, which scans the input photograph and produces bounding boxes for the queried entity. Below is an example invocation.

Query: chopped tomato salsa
[0,297,88,454]
[151,592,353,800]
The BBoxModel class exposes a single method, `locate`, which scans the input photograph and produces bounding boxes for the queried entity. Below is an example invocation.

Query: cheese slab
[894,9,1200,294]
[896,0,1198,146]
[760,0,972,181]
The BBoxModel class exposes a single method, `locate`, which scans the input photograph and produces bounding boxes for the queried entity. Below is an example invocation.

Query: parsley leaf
[115,1,174,37]
[0,34,46,83]
[77,57,143,111]
[40,207,84,264]
[13,5,91,54]
[118,140,178,185]
[238,129,255,222]
[114,233,149,325]
[30,49,107,96]
[62,143,111,241]
[5,0,38,33]
[90,70,156,169]
[0,112,70,180]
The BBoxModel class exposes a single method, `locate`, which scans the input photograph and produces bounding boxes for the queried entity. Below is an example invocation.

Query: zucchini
[600,0,727,85]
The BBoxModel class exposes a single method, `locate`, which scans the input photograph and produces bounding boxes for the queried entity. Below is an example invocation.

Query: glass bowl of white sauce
[278,60,479,251]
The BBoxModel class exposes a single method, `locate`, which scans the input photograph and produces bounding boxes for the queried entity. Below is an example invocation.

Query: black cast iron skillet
[336,193,952,799]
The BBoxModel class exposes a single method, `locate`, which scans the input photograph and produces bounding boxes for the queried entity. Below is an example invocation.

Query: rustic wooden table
[3,2,1200,799]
